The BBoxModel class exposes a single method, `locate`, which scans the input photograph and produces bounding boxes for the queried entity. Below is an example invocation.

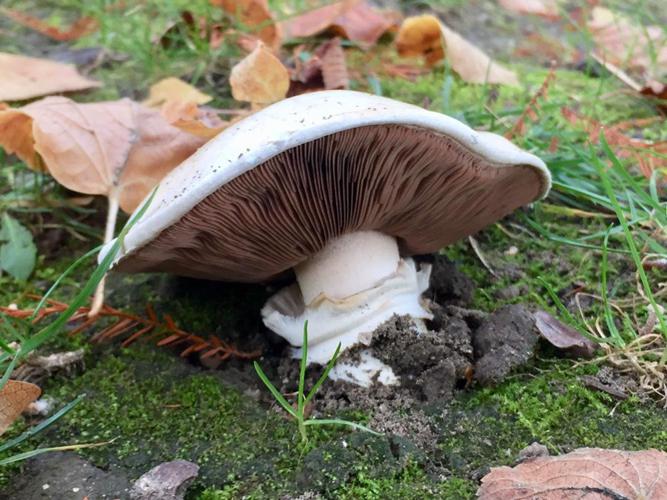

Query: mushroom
[100,90,550,385]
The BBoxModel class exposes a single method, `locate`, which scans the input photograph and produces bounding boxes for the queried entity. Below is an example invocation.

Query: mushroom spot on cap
[115,124,544,282]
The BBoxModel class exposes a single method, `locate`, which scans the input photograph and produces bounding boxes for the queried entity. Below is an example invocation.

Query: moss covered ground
[1,0,666,498]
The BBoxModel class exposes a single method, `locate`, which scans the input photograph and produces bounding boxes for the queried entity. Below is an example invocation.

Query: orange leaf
[396,15,519,86]
[0,97,207,212]
[0,7,98,41]
[479,448,667,499]
[0,52,101,101]
[281,0,397,48]
[143,77,213,108]
[161,101,230,139]
[212,0,281,50]
[230,43,290,105]
[0,380,41,436]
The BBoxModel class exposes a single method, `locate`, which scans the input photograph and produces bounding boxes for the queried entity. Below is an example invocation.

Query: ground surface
[0,0,666,499]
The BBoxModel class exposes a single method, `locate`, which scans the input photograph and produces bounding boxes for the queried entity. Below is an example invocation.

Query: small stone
[129,460,199,500]
[505,246,519,256]
[517,442,550,463]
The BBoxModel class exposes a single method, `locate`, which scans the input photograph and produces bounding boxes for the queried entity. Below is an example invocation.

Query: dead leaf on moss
[478,447,667,499]
[497,0,559,20]
[230,43,289,105]
[0,379,41,436]
[396,15,519,86]
[143,77,212,108]
[0,7,98,41]
[0,96,205,212]
[534,310,597,358]
[0,52,101,101]
[213,0,281,50]
[588,7,667,79]
[281,0,397,48]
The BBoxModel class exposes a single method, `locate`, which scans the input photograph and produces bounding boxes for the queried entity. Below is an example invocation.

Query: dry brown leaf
[290,38,349,94]
[0,52,101,101]
[478,447,667,499]
[161,101,230,139]
[588,7,667,79]
[319,38,349,90]
[230,43,289,105]
[0,96,206,212]
[396,15,519,86]
[143,77,212,108]
[0,379,41,436]
[281,0,397,48]
[497,0,559,19]
[0,7,98,41]
[213,0,281,50]
[534,310,597,358]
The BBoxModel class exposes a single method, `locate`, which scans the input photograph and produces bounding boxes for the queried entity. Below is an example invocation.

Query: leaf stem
[89,192,120,317]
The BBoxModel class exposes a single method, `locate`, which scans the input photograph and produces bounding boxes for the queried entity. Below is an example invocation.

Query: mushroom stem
[262,230,433,368]
[89,192,120,317]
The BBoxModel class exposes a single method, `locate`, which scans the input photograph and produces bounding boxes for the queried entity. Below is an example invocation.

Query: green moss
[440,362,667,477]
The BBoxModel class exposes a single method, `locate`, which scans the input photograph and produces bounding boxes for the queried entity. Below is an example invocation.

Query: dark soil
[1,452,131,500]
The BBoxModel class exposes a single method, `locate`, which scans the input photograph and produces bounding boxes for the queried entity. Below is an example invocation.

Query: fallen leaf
[281,0,397,48]
[319,38,349,90]
[396,15,519,86]
[0,7,98,41]
[534,310,597,358]
[230,43,290,105]
[143,77,212,108]
[478,447,667,499]
[0,213,37,281]
[588,7,667,79]
[0,96,206,212]
[213,0,281,50]
[497,0,560,20]
[161,100,230,139]
[290,38,349,94]
[0,379,41,436]
[0,52,101,101]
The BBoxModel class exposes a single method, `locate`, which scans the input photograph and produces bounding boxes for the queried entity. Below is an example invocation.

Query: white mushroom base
[261,231,432,385]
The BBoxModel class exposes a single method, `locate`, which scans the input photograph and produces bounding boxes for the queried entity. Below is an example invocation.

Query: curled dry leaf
[534,310,597,358]
[213,0,281,50]
[0,7,98,41]
[143,77,213,108]
[497,0,559,20]
[478,447,667,499]
[396,15,519,86]
[0,379,41,436]
[230,43,290,105]
[281,0,397,48]
[588,7,667,79]
[290,38,349,94]
[0,52,101,101]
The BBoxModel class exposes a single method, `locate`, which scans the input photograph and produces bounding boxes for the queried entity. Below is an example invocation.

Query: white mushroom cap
[100,90,550,278]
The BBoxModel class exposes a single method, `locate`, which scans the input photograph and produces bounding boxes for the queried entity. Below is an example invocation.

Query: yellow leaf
[0,52,101,101]
[396,15,519,86]
[230,43,289,105]
[143,77,213,108]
